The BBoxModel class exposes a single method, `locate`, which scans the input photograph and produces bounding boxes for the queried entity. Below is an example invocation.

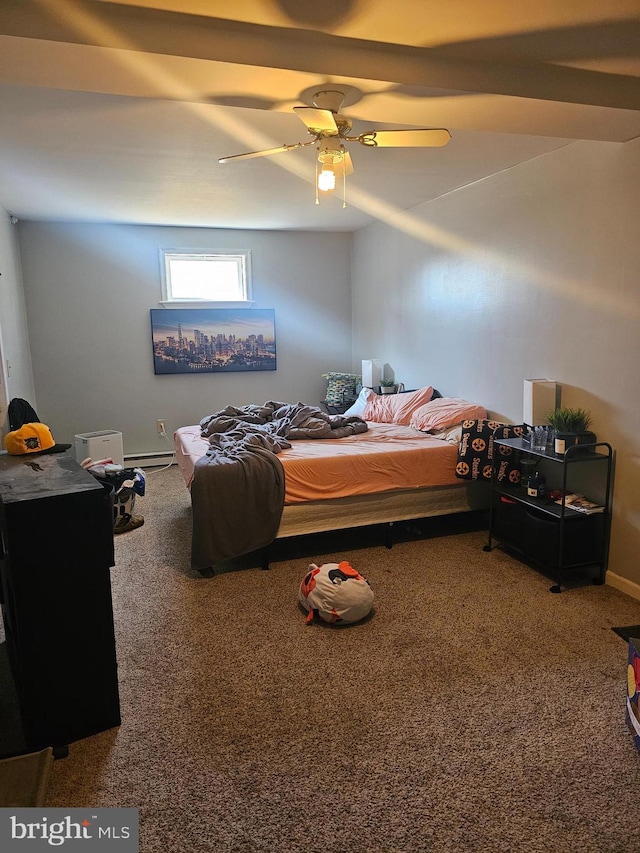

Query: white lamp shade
[362,359,382,389]
[523,379,558,426]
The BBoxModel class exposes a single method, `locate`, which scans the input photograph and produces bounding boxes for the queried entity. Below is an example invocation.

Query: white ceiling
[1,0,639,231]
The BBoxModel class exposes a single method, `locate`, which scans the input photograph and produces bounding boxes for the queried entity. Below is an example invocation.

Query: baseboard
[124,451,175,469]
[606,570,640,602]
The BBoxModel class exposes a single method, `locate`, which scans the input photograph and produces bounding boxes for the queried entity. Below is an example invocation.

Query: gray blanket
[199,400,368,442]
[191,402,367,570]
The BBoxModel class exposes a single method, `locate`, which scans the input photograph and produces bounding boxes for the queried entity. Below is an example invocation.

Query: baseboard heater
[124,451,175,469]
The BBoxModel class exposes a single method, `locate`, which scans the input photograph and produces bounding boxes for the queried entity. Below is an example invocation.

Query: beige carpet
[45,466,640,852]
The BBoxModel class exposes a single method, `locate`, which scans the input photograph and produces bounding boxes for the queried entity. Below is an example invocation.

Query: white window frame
[159,249,253,307]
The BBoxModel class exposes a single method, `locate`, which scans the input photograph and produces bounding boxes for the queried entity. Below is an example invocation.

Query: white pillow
[343,387,374,418]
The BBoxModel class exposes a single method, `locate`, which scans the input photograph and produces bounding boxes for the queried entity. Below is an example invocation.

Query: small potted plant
[379,378,397,395]
[546,407,595,454]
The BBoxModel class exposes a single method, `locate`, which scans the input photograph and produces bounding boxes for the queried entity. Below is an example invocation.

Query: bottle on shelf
[527,471,546,498]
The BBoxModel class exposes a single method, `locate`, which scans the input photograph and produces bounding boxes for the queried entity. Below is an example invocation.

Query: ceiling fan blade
[293,106,338,135]
[219,142,308,163]
[358,128,451,148]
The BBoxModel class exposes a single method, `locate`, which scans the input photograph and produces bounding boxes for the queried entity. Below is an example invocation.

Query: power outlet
[157,419,167,435]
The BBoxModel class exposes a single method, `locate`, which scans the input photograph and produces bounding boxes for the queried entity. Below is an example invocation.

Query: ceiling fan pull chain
[315,159,320,205]
[342,165,347,208]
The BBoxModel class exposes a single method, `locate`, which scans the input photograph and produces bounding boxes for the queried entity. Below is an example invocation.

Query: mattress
[174,421,460,504]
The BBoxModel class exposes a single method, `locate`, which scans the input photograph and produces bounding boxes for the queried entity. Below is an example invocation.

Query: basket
[113,486,137,525]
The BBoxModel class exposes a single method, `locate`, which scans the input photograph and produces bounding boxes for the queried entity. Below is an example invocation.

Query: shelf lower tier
[489,495,606,577]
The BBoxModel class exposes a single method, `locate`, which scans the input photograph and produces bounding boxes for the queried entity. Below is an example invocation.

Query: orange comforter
[175,421,459,504]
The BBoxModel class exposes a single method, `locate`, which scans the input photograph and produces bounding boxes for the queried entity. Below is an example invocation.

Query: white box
[523,379,558,426]
[75,430,124,466]
[361,359,383,389]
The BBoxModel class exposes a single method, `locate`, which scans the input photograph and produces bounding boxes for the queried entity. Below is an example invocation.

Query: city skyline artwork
[150,308,276,374]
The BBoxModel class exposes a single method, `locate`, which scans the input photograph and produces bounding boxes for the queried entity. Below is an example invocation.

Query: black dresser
[0,451,121,757]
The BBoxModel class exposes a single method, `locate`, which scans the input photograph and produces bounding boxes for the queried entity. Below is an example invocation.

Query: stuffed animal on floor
[299,560,374,625]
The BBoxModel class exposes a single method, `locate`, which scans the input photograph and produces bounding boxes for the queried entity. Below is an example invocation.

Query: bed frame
[196,481,488,575]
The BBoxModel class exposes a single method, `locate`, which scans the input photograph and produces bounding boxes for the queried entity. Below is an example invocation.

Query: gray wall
[16,223,352,454]
[351,138,640,591]
[0,209,36,436]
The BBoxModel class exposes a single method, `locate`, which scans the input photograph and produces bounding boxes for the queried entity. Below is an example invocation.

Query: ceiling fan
[219,89,451,202]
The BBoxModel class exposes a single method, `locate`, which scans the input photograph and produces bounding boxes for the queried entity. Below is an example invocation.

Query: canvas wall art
[151,308,276,375]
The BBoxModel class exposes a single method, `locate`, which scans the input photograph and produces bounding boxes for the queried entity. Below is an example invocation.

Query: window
[160,250,252,305]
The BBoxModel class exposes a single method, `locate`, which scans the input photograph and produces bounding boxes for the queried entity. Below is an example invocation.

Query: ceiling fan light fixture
[317,164,336,192]
[318,138,344,163]
[317,138,344,193]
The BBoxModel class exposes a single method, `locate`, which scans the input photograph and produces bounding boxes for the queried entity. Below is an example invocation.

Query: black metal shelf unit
[484,437,613,593]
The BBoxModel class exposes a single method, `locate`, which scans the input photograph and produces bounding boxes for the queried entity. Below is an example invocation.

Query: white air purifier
[75,430,124,466]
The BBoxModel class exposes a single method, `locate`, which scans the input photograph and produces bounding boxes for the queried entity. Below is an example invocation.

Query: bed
[174,388,491,573]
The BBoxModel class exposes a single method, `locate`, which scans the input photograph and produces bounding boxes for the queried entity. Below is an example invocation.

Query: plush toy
[299,560,374,625]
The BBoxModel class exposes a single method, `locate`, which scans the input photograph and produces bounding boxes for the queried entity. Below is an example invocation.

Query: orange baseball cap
[5,422,70,455]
